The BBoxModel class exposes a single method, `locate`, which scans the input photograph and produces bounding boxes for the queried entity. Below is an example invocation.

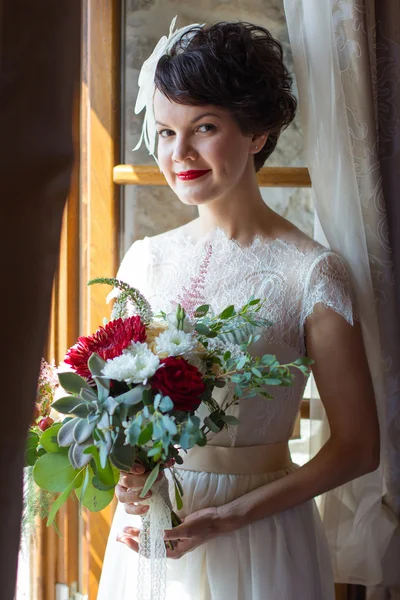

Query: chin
[176,193,215,207]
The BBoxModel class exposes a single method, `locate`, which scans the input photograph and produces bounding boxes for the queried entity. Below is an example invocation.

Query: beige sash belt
[175,441,292,476]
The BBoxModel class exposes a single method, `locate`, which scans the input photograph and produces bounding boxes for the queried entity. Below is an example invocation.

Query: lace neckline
[170,225,311,256]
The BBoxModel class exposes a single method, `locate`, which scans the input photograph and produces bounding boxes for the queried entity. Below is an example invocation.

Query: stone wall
[121,0,314,254]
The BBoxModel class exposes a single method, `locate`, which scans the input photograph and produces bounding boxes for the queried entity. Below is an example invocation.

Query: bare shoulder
[264,215,324,255]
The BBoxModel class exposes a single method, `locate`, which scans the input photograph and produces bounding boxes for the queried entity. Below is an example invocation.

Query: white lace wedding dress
[98,227,356,600]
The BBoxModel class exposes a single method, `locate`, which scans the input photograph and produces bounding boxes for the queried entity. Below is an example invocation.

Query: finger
[164,523,190,541]
[116,534,139,553]
[122,526,140,537]
[120,472,149,489]
[116,484,151,504]
[129,463,146,475]
[124,503,149,516]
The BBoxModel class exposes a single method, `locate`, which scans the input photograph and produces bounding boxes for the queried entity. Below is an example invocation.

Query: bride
[98,19,379,600]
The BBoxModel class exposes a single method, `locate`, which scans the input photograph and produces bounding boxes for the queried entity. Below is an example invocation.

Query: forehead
[153,89,227,125]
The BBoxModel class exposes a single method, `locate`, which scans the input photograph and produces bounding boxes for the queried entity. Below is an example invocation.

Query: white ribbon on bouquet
[137,477,173,600]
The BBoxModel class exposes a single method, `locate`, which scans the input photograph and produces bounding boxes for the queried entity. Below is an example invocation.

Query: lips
[176,169,211,181]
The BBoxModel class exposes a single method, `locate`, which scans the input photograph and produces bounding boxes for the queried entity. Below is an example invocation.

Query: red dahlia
[150,356,206,412]
[65,316,146,380]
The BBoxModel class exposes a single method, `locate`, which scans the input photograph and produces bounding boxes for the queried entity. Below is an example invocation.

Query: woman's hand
[116,460,174,516]
[117,506,222,559]
[115,463,153,516]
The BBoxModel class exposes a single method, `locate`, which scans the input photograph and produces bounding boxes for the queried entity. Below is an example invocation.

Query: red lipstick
[176,169,211,181]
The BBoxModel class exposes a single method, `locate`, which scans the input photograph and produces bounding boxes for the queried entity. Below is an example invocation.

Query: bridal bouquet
[25,278,312,537]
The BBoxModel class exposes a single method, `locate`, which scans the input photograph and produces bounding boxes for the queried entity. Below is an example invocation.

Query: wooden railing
[113,164,312,188]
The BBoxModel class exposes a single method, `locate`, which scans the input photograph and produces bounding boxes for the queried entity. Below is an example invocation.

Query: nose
[172,135,198,163]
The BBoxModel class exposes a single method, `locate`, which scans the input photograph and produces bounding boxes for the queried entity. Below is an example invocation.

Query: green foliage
[25,292,315,531]
[140,464,160,499]
[88,277,153,324]
[33,452,82,493]
[75,465,114,511]
[25,432,40,467]
[40,424,63,453]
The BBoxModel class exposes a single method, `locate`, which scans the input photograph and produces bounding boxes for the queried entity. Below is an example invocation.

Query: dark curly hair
[154,22,297,172]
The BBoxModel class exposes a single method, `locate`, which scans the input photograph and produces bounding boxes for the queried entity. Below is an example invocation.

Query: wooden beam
[80,0,120,598]
[113,164,312,187]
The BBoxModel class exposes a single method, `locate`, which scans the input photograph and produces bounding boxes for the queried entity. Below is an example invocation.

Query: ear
[249,133,269,155]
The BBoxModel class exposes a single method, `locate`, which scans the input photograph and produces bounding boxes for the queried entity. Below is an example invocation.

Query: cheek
[213,138,249,174]
[157,143,170,170]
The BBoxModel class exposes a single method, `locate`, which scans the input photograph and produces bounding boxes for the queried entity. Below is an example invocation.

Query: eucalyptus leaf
[196,429,207,446]
[40,423,63,453]
[236,356,248,370]
[147,446,162,459]
[33,452,79,492]
[140,464,160,498]
[251,367,263,378]
[174,481,183,511]
[75,465,114,511]
[57,371,93,394]
[195,323,212,336]
[159,396,174,413]
[261,354,276,366]
[47,469,83,526]
[204,416,221,433]
[264,379,283,386]
[92,476,115,492]
[152,421,164,440]
[162,415,177,435]
[110,444,135,471]
[138,423,153,445]
[25,432,39,467]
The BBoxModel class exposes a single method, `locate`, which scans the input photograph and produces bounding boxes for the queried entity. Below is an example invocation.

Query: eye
[197,124,216,133]
[157,129,175,138]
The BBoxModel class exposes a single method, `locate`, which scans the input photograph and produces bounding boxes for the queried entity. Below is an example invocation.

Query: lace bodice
[114,227,356,447]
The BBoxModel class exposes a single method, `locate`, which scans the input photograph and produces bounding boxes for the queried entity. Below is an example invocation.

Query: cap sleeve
[106,238,149,304]
[301,251,357,328]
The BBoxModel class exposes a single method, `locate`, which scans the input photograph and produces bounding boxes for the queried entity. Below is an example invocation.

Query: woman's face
[153,90,257,207]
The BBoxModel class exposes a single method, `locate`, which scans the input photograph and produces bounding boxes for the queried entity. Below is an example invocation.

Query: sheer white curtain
[284,0,399,586]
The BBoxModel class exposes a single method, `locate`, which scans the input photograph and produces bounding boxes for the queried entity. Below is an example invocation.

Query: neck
[195,162,277,245]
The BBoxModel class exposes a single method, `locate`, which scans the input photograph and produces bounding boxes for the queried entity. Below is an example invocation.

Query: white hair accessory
[133,16,204,163]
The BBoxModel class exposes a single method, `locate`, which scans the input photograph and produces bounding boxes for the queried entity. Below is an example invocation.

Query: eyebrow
[155,112,221,127]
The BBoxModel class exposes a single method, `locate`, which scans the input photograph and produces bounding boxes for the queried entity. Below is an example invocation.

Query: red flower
[65,316,146,380]
[150,357,205,412]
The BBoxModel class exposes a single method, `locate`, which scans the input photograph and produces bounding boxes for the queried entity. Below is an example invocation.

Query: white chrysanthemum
[155,329,197,357]
[102,342,160,384]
